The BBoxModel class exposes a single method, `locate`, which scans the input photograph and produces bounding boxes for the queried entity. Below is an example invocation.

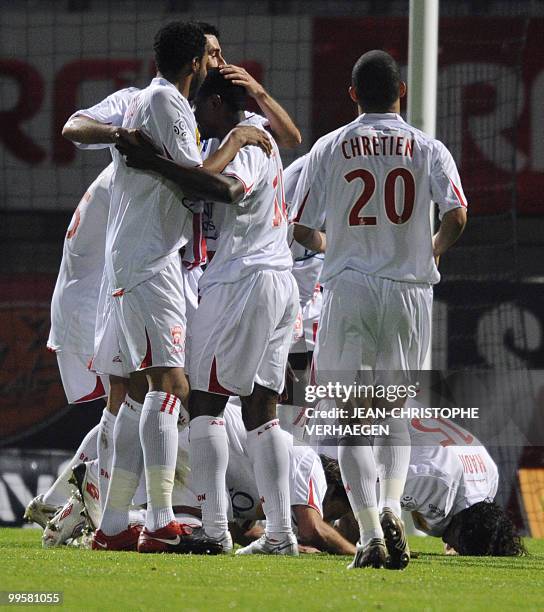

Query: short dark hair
[196,21,220,38]
[452,501,526,556]
[153,21,206,78]
[352,50,401,111]
[197,67,246,112]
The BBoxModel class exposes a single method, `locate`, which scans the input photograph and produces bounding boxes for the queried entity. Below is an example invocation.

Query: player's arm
[61,87,138,148]
[293,224,326,253]
[221,64,302,148]
[433,207,467,260]
[115,128,268,204]
[202,126,272,173]
[430,141,469,263]
[116,132,244,204]
[292,505,356,555]
[62,115,118,145]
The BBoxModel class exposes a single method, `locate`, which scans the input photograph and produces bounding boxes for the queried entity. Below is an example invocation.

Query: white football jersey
[284,155,324,308]
[68,87,140,150]
[106,78,201,293]
[402,417,499,536]
[201,113,271,256]
[199,118,292,292]
[294,113,467,285]
[47,164,113,354]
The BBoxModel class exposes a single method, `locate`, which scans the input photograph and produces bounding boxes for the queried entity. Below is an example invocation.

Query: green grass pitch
[1,529,543,611]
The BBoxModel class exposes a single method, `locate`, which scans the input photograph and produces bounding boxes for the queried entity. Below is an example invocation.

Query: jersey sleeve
[222,144,265,204]
[283,155,307,221]
[430,141,468,220]
[292,141,327,231]
[402,473,459,535]
[68,87,140,150]
[146,89,202,168]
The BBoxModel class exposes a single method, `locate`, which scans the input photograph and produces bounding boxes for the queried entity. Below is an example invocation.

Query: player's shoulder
[243,112,269,128]
[146,79,191,111]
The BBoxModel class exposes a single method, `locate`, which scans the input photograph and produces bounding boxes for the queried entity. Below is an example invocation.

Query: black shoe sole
[381,513,410,570]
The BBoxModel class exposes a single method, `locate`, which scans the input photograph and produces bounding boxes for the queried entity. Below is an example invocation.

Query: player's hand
[115,129,160,169]
[231,126,272,156]
[220,64,265,99]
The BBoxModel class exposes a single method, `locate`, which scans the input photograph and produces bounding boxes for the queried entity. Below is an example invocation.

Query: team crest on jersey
[170,325,185,354]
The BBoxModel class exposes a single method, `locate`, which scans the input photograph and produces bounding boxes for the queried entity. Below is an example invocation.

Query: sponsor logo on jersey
[86,482,100,501]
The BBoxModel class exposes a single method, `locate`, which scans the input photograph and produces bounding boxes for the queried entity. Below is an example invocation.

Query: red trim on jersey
[312,321,319,343]
[208,357,232,396]
[294,189,310,222]
[112,288,124,297]
[74,376,106,404]
[449,178,467,208]
[140,328,153,369]
[307,477,321,515]
[223,172,254,194]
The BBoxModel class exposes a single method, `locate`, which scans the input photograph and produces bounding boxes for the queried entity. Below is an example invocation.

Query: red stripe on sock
[168,396,179,415]
[160,393,172,412]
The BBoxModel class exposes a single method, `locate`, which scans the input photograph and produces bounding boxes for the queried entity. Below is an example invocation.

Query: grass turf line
[0,529,543,611]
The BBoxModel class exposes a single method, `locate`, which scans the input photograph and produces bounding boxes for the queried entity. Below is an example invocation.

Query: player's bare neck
[360,104,398,115]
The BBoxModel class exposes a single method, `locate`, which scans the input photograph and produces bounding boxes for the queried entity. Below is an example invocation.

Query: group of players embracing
[25,20,525,569]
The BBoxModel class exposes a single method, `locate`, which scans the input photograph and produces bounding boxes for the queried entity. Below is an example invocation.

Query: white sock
[97,407,117,509]
[100,399,143,535]
[189,415,229,539]
[338,437,383,546]
[140,391,180,531]
[43,423,99,506]
[374,418,410,518]
[246,419,292,540]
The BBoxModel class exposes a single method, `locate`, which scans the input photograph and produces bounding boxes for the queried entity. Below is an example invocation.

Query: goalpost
[408,0,439,371]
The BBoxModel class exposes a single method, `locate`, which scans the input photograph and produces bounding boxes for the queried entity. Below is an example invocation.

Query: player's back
[305,113,464,285]
[200,119,292,291]
[106,78,200,293]
[48,164,112,354]
[404,416,499,535]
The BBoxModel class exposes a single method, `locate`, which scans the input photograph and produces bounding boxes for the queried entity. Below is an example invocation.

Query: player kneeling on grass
[117,68,300,556]
[317,418,525,557]
[39,400,356,555]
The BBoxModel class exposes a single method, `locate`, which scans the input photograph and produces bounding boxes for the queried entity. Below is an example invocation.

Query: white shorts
[315,270,432,381]
[182,263,202,332]
[189,270,299,397]
[55,350,109,404]
[290,288,322,354]
[92,258,187,377]
[291,447,327,517]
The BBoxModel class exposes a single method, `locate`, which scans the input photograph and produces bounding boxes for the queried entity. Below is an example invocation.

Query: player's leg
[373,280,432,569]
[97,374,144,541]
[188,390,230,545]
[97,374,126,508]
[91,290,144,549]
[235,271,299,556]
[315,277,387,568]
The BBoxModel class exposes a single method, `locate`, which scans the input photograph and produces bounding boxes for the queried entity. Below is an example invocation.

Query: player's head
[194,68,246,139]
[197,22,226,68]
[349,50,406,113]
[443,500,526,556]
[153,21,208,95]
[320,455,351,522]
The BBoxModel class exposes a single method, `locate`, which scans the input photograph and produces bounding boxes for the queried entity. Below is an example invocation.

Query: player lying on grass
[304,405,525,557]
[40,399,355,555]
